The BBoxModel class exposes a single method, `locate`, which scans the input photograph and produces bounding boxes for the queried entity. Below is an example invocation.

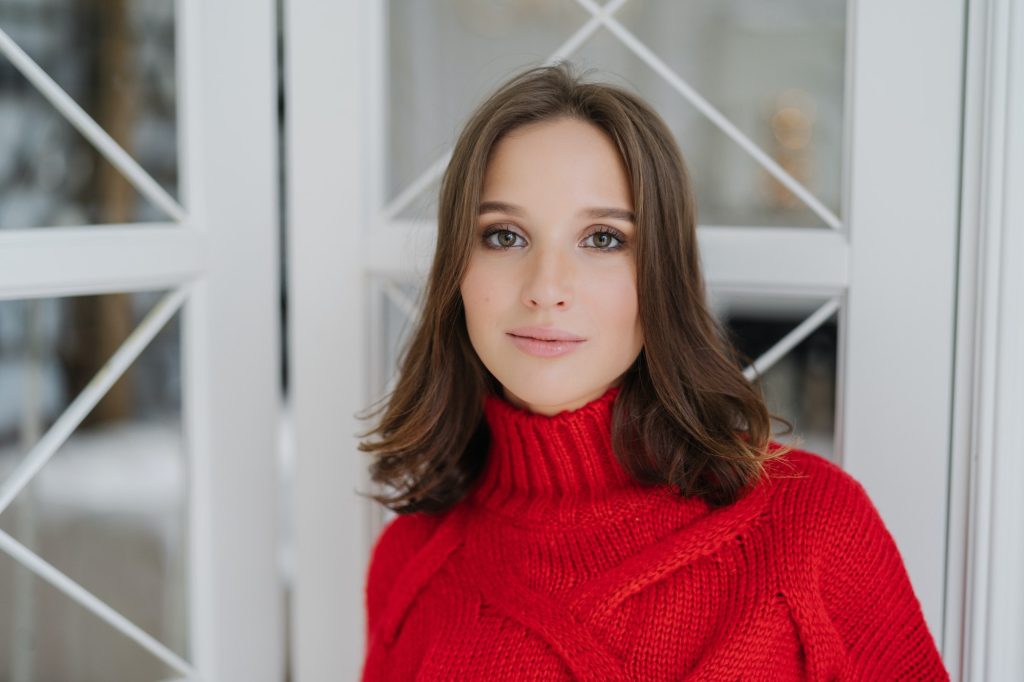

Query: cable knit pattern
[361,385,949,680]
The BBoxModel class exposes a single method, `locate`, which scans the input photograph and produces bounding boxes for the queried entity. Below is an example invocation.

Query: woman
[356,62,948,681]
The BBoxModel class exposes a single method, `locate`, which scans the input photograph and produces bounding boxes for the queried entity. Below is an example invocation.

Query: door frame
[946,0,1024,679]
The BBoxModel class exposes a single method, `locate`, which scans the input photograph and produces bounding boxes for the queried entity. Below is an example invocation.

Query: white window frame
[0,1,283,679]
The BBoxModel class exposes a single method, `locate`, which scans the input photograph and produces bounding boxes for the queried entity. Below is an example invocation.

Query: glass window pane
[386,0,845,228]
[386,0,589,211]
[0,290,188,680]
[0,548,184,681]
[615,0,846,228]
[0,0,178,228]
[712,291,838,460]
[366,276,422,403]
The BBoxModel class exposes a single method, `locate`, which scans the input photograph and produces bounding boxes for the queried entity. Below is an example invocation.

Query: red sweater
[361,385,949,680]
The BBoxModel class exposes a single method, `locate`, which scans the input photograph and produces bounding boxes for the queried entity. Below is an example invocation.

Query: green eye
[482,227,524,249]
[584,229,626,251]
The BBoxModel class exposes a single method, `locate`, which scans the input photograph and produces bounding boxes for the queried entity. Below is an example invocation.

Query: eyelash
[480,224,628,252]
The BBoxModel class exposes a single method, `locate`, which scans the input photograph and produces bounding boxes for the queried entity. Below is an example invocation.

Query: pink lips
[507,327,586,358]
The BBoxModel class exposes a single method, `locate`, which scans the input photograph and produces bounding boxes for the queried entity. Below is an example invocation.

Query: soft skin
[460,116,644,417]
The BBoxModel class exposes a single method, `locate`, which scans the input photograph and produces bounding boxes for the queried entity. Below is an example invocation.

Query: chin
[500,381,593,412]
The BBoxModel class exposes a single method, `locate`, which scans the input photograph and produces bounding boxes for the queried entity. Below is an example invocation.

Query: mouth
[507,333,586,358]
[507,328,586,342]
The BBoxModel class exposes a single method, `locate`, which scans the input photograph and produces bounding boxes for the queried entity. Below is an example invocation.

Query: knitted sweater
[361,384,949,680]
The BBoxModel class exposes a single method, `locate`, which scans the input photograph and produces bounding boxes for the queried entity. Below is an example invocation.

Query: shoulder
[760,445,877,526]
[759,444,893,550]
[364,508,450,635]
[366,510,447,595]
[761,444,864,495]
[767,451,947,677]
[363,508,451,644]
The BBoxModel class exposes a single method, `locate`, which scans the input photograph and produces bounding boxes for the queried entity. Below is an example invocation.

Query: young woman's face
[460,117,644,416]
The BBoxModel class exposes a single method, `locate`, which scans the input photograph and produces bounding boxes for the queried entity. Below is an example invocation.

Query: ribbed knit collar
[467,384,663,524]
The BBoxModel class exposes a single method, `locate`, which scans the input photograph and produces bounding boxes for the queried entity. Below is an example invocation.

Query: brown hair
[356,61,798,514]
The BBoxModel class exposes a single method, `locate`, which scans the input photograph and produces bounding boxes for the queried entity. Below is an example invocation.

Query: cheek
[591,269,639,326]
[591,277,642,350]
[460,259,495,326]
[617,290,641,332]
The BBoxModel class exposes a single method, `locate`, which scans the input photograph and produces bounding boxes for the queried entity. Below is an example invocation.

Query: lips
[507,327,589,358]
[507,326,586,342]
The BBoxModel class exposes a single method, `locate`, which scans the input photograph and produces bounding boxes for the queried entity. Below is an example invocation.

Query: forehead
[481,118,633,208]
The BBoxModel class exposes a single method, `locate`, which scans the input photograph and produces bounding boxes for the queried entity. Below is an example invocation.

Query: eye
[582,228,627,251]
[481,226,525,249]
[481,224,626,250]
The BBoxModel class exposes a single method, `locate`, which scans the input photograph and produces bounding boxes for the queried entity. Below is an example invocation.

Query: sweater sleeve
[816,467,950,680]
[364,512,438,648]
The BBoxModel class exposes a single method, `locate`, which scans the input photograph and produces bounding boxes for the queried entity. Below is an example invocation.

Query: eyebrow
[478,200,635,223]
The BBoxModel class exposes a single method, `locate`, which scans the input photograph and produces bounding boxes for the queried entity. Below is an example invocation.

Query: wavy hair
[356,61,797,513]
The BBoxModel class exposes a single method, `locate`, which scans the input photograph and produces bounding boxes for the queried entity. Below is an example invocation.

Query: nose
[521,245,574,309]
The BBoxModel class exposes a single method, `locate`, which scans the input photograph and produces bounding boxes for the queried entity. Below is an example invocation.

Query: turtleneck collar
[467,384,666,524]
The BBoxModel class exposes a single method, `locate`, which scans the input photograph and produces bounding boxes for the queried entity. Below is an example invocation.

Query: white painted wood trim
[948,0,1024,678]
[181,0,284,679]
[0,227,205,300]
[284,0,375,679]
[838,0,964,656]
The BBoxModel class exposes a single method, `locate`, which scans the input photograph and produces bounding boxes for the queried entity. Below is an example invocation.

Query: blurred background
[1,0,1018,680]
